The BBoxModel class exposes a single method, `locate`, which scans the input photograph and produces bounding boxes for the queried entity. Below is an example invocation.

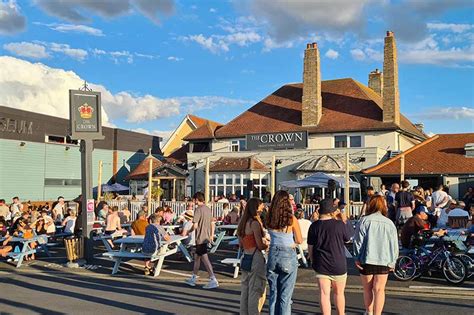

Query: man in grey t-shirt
[185,192,218,289]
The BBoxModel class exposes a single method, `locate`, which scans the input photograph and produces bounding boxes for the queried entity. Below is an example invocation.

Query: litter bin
[64,236,84,262]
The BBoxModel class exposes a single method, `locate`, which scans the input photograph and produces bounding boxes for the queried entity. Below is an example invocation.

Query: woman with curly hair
[265,190,302,315]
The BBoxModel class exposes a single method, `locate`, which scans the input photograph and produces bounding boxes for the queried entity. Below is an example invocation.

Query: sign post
[69,86,104,262]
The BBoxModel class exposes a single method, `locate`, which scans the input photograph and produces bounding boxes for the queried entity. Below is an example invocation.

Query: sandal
[144,266,151,275]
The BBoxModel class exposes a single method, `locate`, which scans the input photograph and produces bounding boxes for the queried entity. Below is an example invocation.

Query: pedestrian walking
[237,198,268,315]
[307,198,354,315]
[265,190,302,315]
[185,192,219,289]
[353,195,399,315]
[395,180,415,226]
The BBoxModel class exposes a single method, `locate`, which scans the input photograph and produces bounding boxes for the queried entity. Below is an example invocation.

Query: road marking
[409,285,474,291]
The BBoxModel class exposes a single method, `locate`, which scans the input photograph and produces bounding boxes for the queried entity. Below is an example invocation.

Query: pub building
[183,32,427,201]
[0,105,165,201]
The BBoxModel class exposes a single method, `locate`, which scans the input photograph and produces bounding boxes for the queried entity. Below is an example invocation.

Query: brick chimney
[302,42,322,127]
[368,68,383,97]
[382,31,400,126]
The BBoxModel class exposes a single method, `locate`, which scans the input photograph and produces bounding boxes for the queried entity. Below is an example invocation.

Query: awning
[280,172,360,189]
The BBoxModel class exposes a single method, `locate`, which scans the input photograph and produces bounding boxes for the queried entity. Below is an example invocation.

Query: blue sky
[0,0,472,140]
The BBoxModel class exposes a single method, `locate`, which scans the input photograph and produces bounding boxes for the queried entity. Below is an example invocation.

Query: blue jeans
[266,246,298,315]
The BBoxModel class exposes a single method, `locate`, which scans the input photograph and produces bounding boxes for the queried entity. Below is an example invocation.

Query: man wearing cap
[181,210,195,247]
[400,206,445,248]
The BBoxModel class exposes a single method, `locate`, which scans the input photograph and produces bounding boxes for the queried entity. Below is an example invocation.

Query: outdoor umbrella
[93,183,130,192]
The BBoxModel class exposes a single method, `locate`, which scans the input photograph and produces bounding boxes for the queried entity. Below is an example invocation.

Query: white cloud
[350,48,365,61]
[49,42,88,61]
[209,8,216,13]
[0,0,26,35]
[409,107,474,120]
[3,42,49,59]
[167,56,183,61]
[35,0,175,24]
[110,50,133,64]
[35,22,104,36]
[427,22,473,33]
[325,49,339,59]
[135,52,156,59]
[0,56,250,127]
[181,34,228,54]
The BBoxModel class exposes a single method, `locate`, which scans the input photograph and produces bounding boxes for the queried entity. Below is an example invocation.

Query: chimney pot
[306,43,311,49]
[386,31,393,37]
[312,42,318,48]
[368,68,383,96]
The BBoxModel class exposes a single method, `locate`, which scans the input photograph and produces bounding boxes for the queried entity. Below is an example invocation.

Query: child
[143,213,170,275]
[62,209,77,235]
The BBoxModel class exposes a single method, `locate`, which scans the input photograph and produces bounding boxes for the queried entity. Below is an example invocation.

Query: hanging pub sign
[246,131,308,151]
[69,89,104,140]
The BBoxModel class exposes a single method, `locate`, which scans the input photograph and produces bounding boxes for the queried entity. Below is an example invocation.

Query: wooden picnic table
[103,235,192,277]
[1,235,49,268]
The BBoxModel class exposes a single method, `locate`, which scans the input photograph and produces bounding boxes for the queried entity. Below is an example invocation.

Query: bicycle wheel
[455,254,473,278]
[394,255,417,281]
[442,256,467,284]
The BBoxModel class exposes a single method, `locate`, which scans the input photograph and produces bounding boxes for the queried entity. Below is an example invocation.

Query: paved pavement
[0,271,473,315]
[0,241,472,314]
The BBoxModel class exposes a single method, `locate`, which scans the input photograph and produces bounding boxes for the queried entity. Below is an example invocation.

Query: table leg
[177,242,192,262]
[112,258,122,274]
[16,241,31,268]
[210,231,225,254]
[153,256,165,277]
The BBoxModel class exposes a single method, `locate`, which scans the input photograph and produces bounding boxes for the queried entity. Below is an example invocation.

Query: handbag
[240,248,257,272]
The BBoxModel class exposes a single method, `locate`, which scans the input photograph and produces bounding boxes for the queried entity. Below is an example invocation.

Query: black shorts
[195,243,208,256]
[104,230,115,235]
[359,264,390,275]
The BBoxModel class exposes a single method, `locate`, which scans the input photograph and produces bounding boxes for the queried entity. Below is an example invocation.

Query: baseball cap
[416,206,429,215]
[319,198,338,215]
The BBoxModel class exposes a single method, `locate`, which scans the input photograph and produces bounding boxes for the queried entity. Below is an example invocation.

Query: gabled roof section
[188,78,425,140]
[127,154,163,180]
[184,120,223,141]
[363,133,474,176]
[210,157,270,172]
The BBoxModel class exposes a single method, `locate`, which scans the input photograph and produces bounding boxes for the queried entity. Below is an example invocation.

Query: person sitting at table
[14,219,36,260]
[119,207,131,224]
[34,210,56,236]
[219,203,231,222]
[153,207,165,224]
[105,206,127,236]
[9,212,30,235]
[97,203,109,222]
[225,206,240,225]
[62,209,77,235]
[143,213,170,275]
[131,210,149,236]
[163,206,174,225]
[0,219,12,257]
[181,210,195,247]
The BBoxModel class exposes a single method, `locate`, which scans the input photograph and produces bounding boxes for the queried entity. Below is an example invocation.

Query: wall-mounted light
[19,142,26,147]
[65,146,71,151]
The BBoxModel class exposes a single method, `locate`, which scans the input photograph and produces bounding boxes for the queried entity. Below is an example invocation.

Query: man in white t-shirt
[52,196,66,222]
[431,185,449,213]
[10,197,23,220]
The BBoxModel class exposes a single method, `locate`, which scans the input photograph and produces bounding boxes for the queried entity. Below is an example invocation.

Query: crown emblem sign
[78,103,94,119]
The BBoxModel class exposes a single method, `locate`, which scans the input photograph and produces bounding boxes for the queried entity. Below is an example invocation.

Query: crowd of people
[1,183,472,315]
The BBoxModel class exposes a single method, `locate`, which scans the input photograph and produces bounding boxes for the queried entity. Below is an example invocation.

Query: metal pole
[97,160,103,202]
[205,157,210,204]
[271,155,276,198]
[172,178,176,201]
[80,139,94,262]
[148,158,152,214]
[344,152,350,204]
[400,154,405,182]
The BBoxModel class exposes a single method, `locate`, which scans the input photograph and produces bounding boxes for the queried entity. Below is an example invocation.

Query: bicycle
[394,233,468,284]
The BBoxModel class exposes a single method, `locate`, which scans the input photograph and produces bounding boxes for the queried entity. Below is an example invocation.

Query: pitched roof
[188,114,210,128]
[363,133,474,176]
[194,78,425,139]
[127,155,163,180]
[184,120,223,141]
[210,157,270,172]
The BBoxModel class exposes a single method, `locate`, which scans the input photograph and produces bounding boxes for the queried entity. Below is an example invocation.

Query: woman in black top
[307,198,354,315]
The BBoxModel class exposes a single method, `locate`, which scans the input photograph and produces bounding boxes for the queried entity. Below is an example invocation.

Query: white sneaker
[203,278,219,289]
[185,276,197,287]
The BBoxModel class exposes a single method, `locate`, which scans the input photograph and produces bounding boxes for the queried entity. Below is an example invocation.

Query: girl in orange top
[236,198,268,315]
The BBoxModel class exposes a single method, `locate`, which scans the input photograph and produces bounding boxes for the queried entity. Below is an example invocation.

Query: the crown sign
[78,103,94,119]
